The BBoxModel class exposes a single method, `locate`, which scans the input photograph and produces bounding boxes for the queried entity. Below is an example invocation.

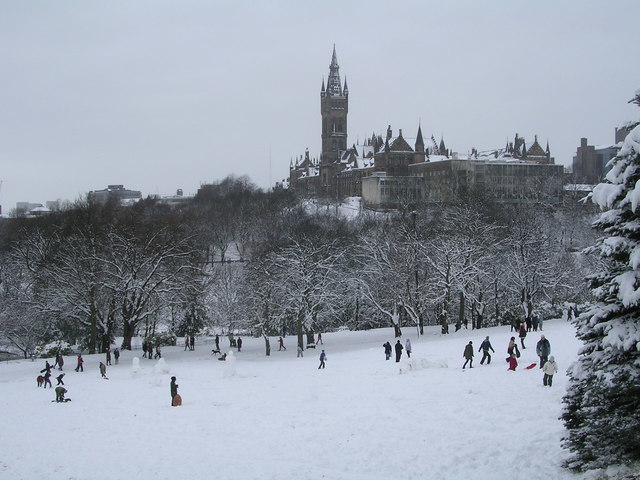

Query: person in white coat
[542,356,558,386]
[405,339,412,358]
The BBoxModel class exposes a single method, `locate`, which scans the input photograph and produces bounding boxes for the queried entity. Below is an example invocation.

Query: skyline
[1,1,639,213]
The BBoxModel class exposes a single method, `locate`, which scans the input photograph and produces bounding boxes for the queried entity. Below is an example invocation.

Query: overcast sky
[1,0,639,213]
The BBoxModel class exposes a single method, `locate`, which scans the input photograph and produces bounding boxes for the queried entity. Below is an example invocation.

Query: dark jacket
[536,338,551,357]
[170,380,178,398]
[463,343,474,359]
[394,342,403,354]
[479,340,494,353]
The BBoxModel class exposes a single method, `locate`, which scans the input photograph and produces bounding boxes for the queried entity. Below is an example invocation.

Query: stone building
[288,47,563,207]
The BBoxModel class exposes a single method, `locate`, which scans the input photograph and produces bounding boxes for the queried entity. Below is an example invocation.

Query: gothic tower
[319,46,348,190]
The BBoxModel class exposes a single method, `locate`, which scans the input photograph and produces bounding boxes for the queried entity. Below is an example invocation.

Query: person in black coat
[383,342,392,360]
[536,335,551,368]
[237,337,243,352]
[170,376,179,406]
[56,373,65,385]
[394,340,403,362]
[518,322,527,349]
[463,341,474,369]
[478,336,495,365]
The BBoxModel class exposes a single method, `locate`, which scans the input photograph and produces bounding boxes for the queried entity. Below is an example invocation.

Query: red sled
[525,363,537,369]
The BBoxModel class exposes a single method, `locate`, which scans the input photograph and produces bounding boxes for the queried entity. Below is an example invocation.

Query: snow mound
[153,358,170,375]
[399,356,448,374]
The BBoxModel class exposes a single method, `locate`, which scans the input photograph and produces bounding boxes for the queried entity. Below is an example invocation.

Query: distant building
[572,137,619,185]
[154,189,192,208]
[89,185,142,205]
[288,47,562,207]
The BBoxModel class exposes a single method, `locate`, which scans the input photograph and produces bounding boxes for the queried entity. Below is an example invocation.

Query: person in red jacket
[75,354,84,372]
[508,353,518,371]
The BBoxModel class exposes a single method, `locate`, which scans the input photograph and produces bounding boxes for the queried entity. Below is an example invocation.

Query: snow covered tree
[561,93,640,471]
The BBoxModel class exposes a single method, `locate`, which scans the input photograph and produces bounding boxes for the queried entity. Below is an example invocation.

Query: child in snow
[318,350,326,369]
[170,376,180,406]
[278,337,286,351]
[99,362,107,378]
[406,339,412,358]
[297,345,303,358]
[542,356,558,386]
[114,348,120,365]
[56,373,65,385]
[75,354,84,372]
[508,354,518,371]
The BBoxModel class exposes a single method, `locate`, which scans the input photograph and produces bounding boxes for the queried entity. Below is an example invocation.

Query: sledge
[172,394,182,406]
[525,363,537,369]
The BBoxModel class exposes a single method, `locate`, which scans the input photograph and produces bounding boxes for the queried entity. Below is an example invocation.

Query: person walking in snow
[317,333,323,345]
[215,335,220,352]
[542,356,558,386]
[114,348,120,365]
[518,322,527,349]
[237,337,242,352]
[394,340,403,363]
[536,335,551,368]
[170,376,179,406]
[462,341,474,369]
[184,337,190,351]
[99,362,107,378]
[297,344,303,358]
[75,354,84,372]
[56,373,65,386]
[478,336,495,365]
[318,350,326,369]
[190,336,195,351]
[105,348,112,366]
[532,314,539,332]
[566,306,574,321]
[146,341,153,360]
[508,353,518,371]
[54,352,64,370]
[142,342,148,358]
[383,342,392,360]
[538,314,544,331]
[154,345,161,359]
[278,337,286,351]
[405,339,412,358]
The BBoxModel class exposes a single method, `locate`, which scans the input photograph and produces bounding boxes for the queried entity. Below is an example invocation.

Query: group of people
[142,342,160,359]
[382,339,412,362]
[183,336,196,351]
[461,332,558,386]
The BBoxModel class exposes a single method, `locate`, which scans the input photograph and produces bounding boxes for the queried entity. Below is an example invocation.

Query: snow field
[0,320,581,480]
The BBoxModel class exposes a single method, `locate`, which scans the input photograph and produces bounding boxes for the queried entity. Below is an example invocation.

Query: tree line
[0,175,597,358]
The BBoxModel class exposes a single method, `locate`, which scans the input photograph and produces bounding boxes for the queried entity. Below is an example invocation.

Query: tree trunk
[263,334,271,357]
[121,320,135,350]
[296,309,305,350]
[456,291,464,331]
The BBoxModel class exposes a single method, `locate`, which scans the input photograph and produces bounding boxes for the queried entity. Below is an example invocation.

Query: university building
[288,47,564,208]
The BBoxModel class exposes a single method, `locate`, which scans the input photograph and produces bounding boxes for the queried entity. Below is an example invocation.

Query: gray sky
[1,0,639,213]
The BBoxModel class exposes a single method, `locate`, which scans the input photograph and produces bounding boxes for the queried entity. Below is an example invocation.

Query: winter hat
[549,356,555,362]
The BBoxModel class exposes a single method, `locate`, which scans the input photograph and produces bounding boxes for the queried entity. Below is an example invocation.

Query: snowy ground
[0,319,584,480]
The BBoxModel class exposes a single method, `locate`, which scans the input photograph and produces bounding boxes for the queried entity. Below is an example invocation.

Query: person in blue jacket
[318,350,326,369]
[478,336,495,365]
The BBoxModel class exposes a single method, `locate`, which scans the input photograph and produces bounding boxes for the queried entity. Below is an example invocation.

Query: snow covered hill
[0,319,583,480]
